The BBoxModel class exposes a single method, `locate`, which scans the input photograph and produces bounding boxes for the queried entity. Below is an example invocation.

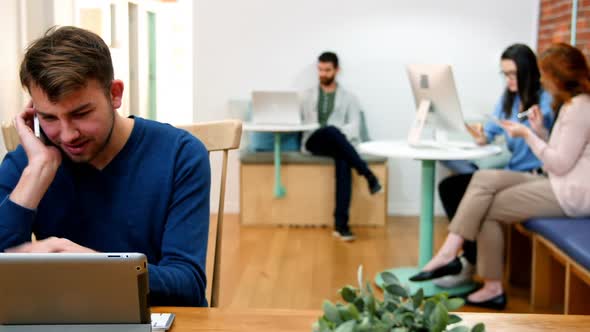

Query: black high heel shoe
[409,256,462,282]
[465,293,507,310]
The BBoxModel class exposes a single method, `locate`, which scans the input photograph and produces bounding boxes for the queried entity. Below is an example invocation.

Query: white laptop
[0,253,150,330]
[251,91,302,125]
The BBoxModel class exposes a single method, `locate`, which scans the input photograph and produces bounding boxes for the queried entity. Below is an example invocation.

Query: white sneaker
[332,228,356,242]
[432,256,475,288]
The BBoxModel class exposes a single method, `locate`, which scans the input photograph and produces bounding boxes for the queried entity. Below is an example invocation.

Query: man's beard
[67,110,116,164]
[320,76,335,86]
[87,110,116,164]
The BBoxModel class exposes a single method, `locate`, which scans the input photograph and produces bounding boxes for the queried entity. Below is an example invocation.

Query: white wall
[0,0,193,160]
[0,0,26,158]
[154,0,193,124]
[0,0,21,126]
[195,0,540,216]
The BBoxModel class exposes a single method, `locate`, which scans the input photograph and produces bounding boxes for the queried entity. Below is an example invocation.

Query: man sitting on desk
[0,27,210,306]
[302,51,381,241]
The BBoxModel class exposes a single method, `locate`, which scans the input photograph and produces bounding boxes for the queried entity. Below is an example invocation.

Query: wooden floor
[216,215,536,313]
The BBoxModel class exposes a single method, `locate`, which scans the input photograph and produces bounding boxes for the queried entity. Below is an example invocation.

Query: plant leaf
[471,323,486,332]
[384,301,398,312]
[334,320,356,332]
[423,299,436,324]
[365,281,374,296]
[412,288,424,309]
[428,302,449,332]
[357,316,371,331]
[338,305,355,322]
[433,293,449,301]
[381,311,395,327]
[353,297,365,312]
[380,271,400,285]
[384,291,401,304]
[445,298,465,311]
[384,284,408,298]
[401,301,415,312]
[312,321,320,332]
[400,312,415,326]
[317,317,334,332]
[366,294,377,316]
[323,300,342,324]
[347,303,361,321]
[448,326,470,332]
[340,286,357,303]
[372,323,390,332]
[448,314,462,324]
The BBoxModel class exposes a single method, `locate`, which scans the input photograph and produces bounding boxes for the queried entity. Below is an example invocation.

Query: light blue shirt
[484,90,554,171]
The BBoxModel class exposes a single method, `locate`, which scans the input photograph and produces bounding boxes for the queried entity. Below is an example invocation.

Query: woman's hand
[525,105,549,140]
[500,120,533,139]
[465,123,487,145]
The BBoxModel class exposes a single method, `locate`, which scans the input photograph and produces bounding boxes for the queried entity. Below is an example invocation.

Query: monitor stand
[408,100,477,149]
[407,99,431,146]
[0,324,151,332]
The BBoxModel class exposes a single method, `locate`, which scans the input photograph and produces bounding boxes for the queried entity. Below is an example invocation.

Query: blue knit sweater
[0,117,210,306]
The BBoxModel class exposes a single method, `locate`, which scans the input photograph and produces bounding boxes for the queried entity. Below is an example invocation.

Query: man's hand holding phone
[9,102,62,210]
[15,102,61,167]
[33,113,46,143]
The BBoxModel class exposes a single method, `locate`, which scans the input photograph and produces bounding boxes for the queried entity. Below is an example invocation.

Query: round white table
[359,140,502,296]
[243,123,319,198]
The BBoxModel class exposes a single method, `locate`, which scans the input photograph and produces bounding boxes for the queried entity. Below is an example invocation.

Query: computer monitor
[406,64,475,148]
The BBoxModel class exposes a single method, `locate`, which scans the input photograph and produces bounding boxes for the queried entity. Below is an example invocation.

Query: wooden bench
[507,219,590,314]
[239,151,387,226]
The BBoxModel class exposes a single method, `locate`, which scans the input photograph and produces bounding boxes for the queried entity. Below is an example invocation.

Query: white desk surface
[359,140,502,161]
[243,122,320,132]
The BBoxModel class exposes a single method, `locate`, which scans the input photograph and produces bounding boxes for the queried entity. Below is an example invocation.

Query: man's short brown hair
[19,26,114,102]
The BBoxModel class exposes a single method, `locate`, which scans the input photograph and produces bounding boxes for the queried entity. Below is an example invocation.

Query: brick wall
[576,0,590,55]
[538,0,590,55]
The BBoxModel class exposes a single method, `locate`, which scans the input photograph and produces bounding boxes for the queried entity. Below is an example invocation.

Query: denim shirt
[484,90,554,171]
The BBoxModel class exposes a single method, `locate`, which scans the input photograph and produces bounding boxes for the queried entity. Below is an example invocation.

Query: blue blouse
[484,90,554,171]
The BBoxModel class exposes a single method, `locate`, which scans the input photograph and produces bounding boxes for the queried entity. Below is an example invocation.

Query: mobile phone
[517,108,533,120]
[33,114,49,145]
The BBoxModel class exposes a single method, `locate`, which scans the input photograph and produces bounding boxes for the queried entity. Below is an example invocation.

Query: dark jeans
[438,173,477,264]
[305,126,371,230]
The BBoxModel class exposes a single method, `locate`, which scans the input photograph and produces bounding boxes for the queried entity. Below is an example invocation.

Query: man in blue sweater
[0,26,210,306]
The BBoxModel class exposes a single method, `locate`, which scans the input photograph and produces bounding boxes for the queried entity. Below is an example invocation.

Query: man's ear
[110,80,124,109]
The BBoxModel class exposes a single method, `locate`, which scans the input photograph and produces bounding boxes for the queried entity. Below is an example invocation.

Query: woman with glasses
[411,43,590,310]
[434,44,555,290]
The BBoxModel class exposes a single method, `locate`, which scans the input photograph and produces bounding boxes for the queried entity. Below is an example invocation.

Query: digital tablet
[0,253,150,325]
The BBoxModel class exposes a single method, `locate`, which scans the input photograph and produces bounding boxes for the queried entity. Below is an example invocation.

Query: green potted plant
[313,266,485,332]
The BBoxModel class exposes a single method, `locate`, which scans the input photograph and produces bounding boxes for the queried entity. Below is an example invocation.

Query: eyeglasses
[500,70,517,80]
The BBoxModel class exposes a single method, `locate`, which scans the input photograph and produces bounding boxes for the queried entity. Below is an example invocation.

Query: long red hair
[538,43,590,112]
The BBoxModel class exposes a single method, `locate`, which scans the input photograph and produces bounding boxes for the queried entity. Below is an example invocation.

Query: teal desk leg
[273,133,286,198]
[419,160,435,267]
[374,159,476,297]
